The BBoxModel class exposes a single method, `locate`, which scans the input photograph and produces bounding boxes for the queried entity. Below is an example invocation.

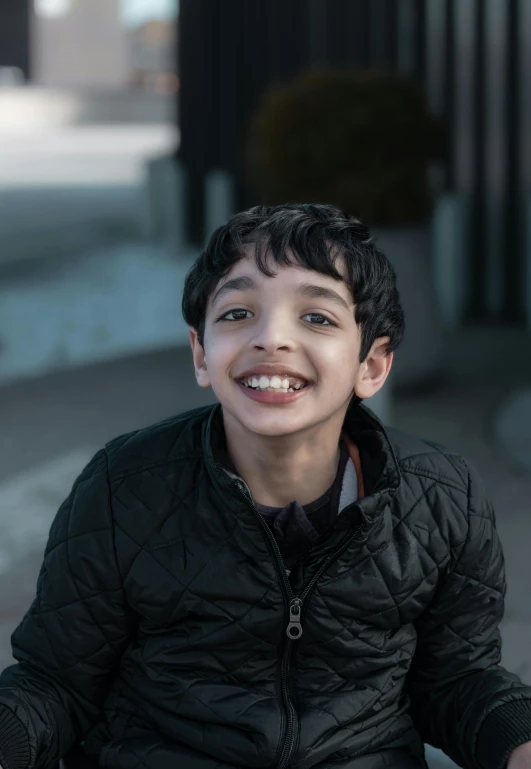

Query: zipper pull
[286,597,303,639]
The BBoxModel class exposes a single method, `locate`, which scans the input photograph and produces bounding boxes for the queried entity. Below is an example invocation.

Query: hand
[507,741,531,769]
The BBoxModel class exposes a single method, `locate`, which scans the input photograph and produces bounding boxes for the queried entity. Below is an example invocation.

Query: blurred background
[0,3,530,768]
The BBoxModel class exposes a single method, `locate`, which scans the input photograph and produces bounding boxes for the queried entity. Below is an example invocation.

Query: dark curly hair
[181,203,405,365]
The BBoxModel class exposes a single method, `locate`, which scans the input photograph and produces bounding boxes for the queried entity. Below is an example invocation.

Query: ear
[188,327,211,389]
[353,336,393,400]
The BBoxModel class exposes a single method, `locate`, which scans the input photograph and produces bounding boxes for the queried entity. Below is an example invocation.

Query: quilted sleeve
[405,458,531,769]
[0,449,136,769]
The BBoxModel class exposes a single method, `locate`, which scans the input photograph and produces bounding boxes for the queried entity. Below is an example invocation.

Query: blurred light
[34,0,72,18]
[121,0,178,28]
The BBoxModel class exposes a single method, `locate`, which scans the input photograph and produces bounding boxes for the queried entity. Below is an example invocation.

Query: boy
[0,203,530,769]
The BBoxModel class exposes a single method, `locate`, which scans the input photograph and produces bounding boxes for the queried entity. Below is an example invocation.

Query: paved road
[0,124,178,189]
[0,124,179,266]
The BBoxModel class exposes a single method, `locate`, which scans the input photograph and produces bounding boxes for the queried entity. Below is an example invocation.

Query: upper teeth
[243,375,305,390]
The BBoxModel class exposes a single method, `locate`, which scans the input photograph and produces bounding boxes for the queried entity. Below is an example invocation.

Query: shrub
[246,69,447,227]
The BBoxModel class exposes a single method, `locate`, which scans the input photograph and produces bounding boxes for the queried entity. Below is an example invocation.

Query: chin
[218,396,309,436]
[241,418,309,438]
[234,404,336,443]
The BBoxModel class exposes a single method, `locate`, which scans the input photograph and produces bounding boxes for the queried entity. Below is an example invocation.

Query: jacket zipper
[221,472,368,769]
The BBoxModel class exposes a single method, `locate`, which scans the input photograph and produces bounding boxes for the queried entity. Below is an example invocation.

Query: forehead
[209,248,351,303]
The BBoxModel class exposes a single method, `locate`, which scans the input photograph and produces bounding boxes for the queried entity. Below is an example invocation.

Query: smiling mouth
[240,382,308,393]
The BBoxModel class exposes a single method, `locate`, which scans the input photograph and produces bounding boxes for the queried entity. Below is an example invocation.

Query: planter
[491,387,531,474]
[142,154,186,251]
[373,223,446,391]
[432,192,468,327]
[142,159,236,251]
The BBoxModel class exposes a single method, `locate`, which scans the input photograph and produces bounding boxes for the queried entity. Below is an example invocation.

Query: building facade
[31,0,129,87]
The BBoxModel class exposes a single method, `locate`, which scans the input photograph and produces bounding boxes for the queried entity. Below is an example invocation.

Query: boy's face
[189,247,392,440]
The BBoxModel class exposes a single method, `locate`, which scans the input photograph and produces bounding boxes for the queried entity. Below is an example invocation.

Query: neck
[222,410,346,508]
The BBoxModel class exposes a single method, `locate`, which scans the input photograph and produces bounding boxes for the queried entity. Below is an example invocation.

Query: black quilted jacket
[1,401,531,769]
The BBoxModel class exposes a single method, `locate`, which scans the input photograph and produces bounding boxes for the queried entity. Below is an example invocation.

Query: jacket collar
[202,398,401,536]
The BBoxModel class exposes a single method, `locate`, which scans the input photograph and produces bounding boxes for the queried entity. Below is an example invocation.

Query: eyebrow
[211,276,352,312]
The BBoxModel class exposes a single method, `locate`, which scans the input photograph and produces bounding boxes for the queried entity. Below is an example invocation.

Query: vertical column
[500,0,524,323]
[453,0,476,321]
[442,0,456,191]
[384,0,399,70]
[368,0,399,70]
[466,0,488,320]
[178,0,214,244]
[0,0,30,79]
[308,0,327,66]
[483,0,508,319]
[370,0,391,68]
[412,0,427,84]
[397,0,416,76]
[521,0,531,330]
[428,0,469,327]
[425,0,446,115]
[352,0,372,68]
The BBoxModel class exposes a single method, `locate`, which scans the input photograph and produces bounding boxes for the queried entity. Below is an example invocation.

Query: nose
[250,310,295,352]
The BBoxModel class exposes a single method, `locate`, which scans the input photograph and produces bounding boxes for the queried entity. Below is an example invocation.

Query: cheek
[203,338,236,375]
[318,347,360,387]
[318,343,354,368]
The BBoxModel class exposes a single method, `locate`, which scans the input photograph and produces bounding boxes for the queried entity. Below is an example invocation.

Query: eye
[216,308,251,322]
[302,313,336,326]
[215,309,337,326]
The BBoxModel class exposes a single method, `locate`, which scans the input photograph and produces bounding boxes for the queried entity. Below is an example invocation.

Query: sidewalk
[0,242,198,386]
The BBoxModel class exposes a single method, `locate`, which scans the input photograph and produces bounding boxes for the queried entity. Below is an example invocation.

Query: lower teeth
[243,384,300,393]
